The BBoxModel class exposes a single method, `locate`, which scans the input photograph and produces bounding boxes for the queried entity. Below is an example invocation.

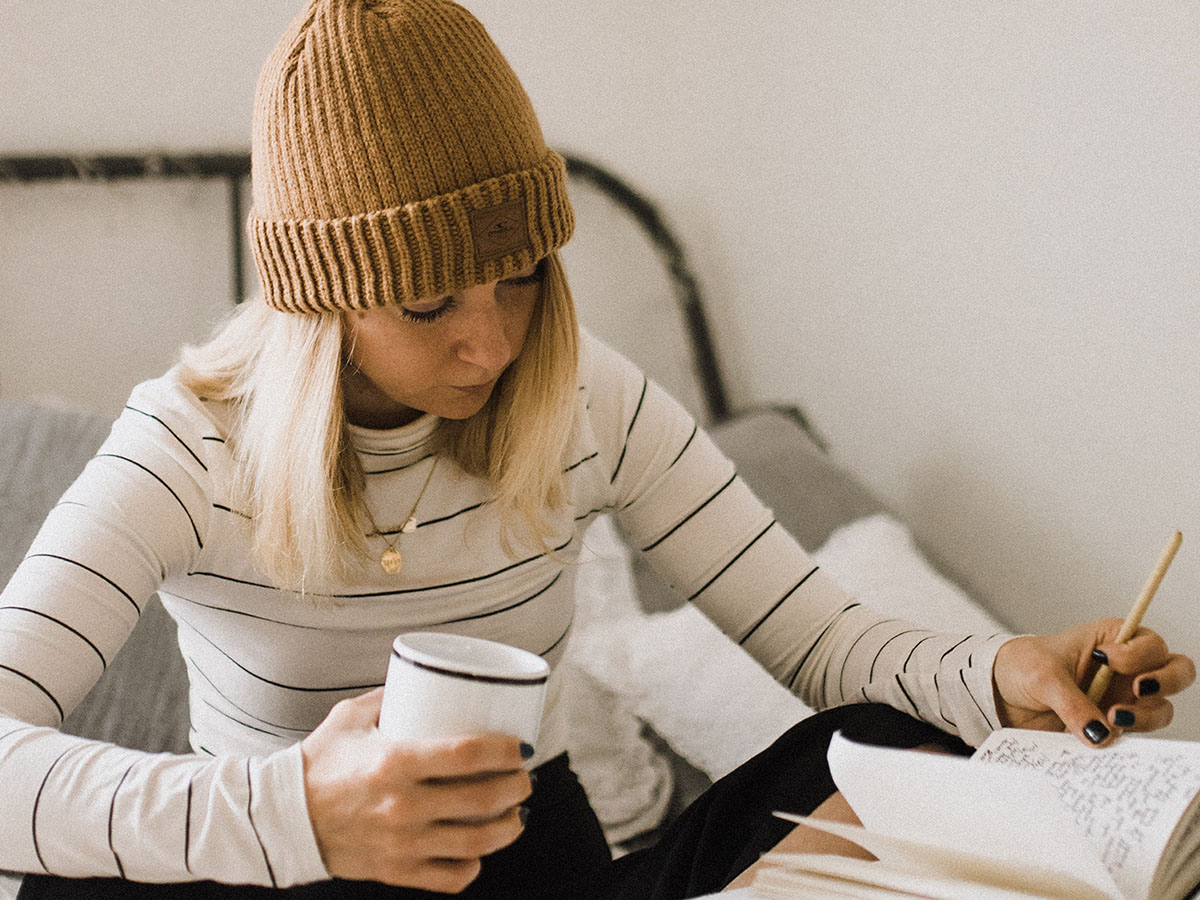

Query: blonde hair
[179,253,579,593]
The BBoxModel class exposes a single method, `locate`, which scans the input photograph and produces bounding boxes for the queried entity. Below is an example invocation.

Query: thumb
[1039,673,1112,746]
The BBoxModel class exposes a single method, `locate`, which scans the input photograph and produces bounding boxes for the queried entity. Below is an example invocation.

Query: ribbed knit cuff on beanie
[248,0,574,313]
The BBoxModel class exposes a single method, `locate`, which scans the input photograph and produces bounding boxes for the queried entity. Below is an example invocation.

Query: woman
[0,1,1192,898]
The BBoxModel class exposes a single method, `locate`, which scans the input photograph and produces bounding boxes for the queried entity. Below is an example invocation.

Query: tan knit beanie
[248,0,575,313]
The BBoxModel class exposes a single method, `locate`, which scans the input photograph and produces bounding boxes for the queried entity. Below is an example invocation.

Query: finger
[399,734,529,781]
[1133,653,1197,698]
[415,769,532,822]
[1094,629,1171,675]
[413,805,526,859]
[1107,698,1174,733]
[1037,671,1114,746]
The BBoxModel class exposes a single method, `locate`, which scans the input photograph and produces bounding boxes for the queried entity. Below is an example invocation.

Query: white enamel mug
[378,632,549,747]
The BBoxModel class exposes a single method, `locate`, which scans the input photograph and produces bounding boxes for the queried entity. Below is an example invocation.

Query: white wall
[479,1,1200,740]
[3,2,1197,737]
[0,179,237,414]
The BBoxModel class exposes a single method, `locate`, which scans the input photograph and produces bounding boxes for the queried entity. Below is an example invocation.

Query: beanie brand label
[470,199,530,263]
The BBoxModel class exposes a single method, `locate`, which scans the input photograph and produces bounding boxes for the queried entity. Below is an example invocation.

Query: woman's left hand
[992,619,1195,746]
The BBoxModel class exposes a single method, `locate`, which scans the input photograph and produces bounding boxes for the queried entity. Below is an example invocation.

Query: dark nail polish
[1090,648,1109,666]
[1114,709,1136,728]
[518,805,530,826]
[1084,720,1110,744]
[520,742,535,760]
[1139,678,1160,696]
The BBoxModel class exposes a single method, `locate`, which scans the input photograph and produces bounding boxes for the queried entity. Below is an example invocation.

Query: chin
[434,392,494,421]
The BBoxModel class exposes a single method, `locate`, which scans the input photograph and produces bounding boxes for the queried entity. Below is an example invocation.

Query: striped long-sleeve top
[0,331,1009,887]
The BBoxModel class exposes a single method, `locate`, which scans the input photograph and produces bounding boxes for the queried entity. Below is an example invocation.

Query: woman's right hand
[301,687,532,892]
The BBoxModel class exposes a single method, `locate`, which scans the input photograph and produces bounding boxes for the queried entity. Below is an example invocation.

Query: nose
[454,283,512,373]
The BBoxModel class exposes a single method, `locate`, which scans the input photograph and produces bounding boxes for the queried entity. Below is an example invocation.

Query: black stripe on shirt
[894,674,921,716]
[668,423,698,470]
[108,761,137,878]
[32,747,74,872]
[189,536,574,599]
[868,630,922,682]
[960,668,993,730]
[686,520,775,603]
[369,500,490,537]
[932,671,954,727]
[609,378,648,485]
[836,619,900,701]
[540,618,573,658]
[184,774,196,874]
[124,405,208,472]
[333,536,574,600]
[357,443,430,457]
[96,453,203,549]
[939,636,971,664]
[175,615,383,694]
[785,602,862,690]
[414,500,490,529]
[201,698,293,740]
[902,634,937,672]
[0,606,108,668]
[0,664,64,722]
[187,658,312,734]
[213,503,251,521]
[24,554,142,616]
[0,724,36,744]
[563,451,599,474]
[436,573,563,626]
[363,452,436,477]
[185,571,279,591]
[641,472,737,553]
[245,760,278,888]
[738,566,819,646]
[189,728,215,757]
[573,505,615,522]
[173,592,326,631]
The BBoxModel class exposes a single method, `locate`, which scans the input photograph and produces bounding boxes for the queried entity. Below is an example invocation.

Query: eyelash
[502,270,544,288]
[398,296,458,324]
[397,267,544,324]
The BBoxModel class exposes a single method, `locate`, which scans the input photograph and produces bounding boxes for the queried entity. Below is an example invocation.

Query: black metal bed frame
[1,150,825,442]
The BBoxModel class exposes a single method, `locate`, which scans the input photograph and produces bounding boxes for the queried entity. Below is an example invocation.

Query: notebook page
[766,816,1110,900]
[974,730,1200,900]
[755,860,1052,899]
[826,733,1121,899]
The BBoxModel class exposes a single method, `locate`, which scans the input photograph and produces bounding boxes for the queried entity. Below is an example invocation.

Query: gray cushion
[0,399,191,752]
[631,407,886,613]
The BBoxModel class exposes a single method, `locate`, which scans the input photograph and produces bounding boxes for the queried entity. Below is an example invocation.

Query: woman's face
[341,260,544,429]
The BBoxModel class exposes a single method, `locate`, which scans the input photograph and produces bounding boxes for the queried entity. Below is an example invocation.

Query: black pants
[18,705,969,900]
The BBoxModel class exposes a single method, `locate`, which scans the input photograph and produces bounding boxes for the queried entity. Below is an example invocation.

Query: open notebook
[754,729,1200,900]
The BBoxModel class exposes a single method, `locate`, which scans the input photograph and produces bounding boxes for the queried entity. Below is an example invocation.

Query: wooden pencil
[1085,530,1182,705]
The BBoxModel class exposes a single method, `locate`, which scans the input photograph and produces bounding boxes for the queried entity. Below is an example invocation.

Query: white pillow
[568,513,1006,787]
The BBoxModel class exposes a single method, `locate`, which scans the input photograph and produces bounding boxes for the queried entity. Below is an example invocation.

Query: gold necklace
[363,456,439,575]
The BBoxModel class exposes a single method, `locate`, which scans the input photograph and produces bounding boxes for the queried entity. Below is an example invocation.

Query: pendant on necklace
[380,547,404,575]
[400,516,418,534]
